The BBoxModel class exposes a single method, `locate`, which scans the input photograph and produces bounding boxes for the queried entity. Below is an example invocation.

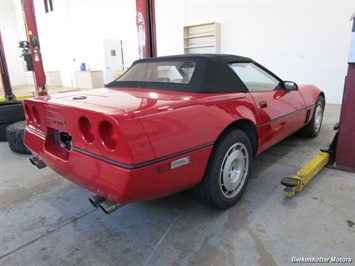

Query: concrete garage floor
[0,104,354,265]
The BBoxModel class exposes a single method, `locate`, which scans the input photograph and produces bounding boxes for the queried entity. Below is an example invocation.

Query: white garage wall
[0,0,27,86]
[155,0,354,104]
[2,0,353,104]
[1,0,139,87]
[32,0,138,86]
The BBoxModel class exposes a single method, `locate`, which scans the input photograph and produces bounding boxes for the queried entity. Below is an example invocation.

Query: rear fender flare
[217,119,258,156]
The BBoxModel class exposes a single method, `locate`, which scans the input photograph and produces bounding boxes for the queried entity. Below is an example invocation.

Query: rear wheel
[190,130,252,209]
[298,95,325,138]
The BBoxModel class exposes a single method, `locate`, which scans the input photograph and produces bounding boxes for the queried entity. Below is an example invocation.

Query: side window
[229,63,280,92]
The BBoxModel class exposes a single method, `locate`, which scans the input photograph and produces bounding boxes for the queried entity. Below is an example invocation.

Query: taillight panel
[23,99,151,165]
[78,117,119,150]
[32,105,41,125]
[99,120,119,150]
[79,116,95,143]
[24,103,33,122]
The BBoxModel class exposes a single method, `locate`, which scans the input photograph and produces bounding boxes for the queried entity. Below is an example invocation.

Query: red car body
[24,54,324,209]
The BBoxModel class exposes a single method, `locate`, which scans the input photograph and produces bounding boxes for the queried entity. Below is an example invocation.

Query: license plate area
[56,130,73,151]
[44,128,72,160]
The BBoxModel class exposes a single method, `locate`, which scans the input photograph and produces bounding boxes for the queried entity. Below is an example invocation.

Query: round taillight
[32,106,41,125]
[99,121,119,150]
[25,104,33,122]
[79,116,95,143]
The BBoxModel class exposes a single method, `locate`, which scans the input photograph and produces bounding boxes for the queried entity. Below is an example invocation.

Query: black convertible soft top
[106,54,254,93]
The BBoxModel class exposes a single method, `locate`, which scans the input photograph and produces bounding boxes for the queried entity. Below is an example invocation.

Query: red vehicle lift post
[21,0,48,96]
[135,0,157,59]
[335,13,355,172]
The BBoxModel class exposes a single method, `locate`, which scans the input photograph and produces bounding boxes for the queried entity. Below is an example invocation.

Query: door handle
[259,100,268,108]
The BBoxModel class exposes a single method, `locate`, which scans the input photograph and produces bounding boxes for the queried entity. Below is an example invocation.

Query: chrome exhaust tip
[99,199,124,215]
[88,195,106,208]
[29,156,47,169]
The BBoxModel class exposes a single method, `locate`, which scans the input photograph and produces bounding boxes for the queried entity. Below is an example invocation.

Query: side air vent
[304,109,311,124]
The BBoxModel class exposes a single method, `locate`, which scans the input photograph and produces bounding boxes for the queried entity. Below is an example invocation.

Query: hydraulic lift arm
[21,0,47,96]
[0,31,15,101]
[19,0,157,97]
[136,0,157,59]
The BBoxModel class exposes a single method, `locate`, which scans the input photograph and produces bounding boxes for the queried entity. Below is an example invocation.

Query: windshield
[118,60,196,84]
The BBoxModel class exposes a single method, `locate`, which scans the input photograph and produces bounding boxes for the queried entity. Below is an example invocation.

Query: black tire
[298,96,325,138]
[190,129,252,209]
[0,101,25,141]
[0,124,10,141]
[6,121,31,154]
[0,101,25,123]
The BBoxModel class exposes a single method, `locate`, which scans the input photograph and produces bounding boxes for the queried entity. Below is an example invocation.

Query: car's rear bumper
[25,128,212,204]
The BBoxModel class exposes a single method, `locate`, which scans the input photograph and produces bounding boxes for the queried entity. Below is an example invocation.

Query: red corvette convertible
[24,54,325,213]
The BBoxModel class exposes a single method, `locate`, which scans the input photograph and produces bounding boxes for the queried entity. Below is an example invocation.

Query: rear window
[119,60,196,84]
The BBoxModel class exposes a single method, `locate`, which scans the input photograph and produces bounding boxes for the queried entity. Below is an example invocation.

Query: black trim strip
[26,125,214,169]
[26,126,53,139]
[256,104,315,128]
[72,142,215,169]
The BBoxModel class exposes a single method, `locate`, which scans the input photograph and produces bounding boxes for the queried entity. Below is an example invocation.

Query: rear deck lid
[44,88,201,118]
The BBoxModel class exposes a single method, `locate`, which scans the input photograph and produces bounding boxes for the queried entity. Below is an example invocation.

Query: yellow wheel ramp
[281,151,330,197]
[0,95,33,102]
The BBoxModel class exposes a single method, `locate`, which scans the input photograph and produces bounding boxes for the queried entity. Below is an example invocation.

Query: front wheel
[190,130,252,209]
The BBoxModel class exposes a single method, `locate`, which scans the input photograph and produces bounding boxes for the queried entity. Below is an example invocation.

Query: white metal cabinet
[75,71,104,89]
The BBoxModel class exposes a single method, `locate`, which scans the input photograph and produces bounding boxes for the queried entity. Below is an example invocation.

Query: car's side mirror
[283,81,298,90]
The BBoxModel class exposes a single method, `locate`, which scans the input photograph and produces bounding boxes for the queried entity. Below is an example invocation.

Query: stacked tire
[6,121,31,154]
[0,100,31,154]
[0,101,25,140]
